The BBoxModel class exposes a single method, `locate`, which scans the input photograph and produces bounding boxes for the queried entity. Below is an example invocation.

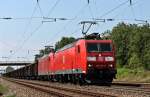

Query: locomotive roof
[86,39,112,43]
[56,39,112,52]
[38,54,49,60]
[56,41,77,52]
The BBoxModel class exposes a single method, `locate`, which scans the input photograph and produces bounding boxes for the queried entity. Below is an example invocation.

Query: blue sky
[0,0,149,62]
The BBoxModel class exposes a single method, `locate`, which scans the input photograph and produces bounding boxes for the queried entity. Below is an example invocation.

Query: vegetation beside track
[32,22,150,83]
[5,95,16,97]
[0,84,9,94]
[115,68,150,82]
[0,84,15,97]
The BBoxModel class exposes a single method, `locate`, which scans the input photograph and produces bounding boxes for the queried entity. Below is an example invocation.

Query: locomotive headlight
[87,56,96,61]
[105,57,114,61]
[88,64,92,67]
[109,64,113,68]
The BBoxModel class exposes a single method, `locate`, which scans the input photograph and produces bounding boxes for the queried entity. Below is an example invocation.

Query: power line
[130,0,132,5]
[91,0,132,33]
[21,3,38,39]
[0,17,74,21]
[99,0,130,18]
[7,23,43,60]
[37,0,44,18]
[47,0,61,17]
[5,0,146,60]
[8,3,39,60]
[0,40,15,49]
[108,0,141,21]
[6,0,62,60]
[64,0,131,38]
[87,0,90,4]
[43,4,89,47]
[88,4,95,20]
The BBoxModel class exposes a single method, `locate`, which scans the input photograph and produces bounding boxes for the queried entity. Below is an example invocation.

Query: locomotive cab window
[87,43,98,52]
[87,43,112,52]
[100,43,112,52]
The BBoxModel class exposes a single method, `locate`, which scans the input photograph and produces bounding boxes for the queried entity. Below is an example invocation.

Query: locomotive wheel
[72,75,77,84]
[58,75,61,82]
[50,75,55,82]
[61,75,65,83]
[78,77,85,85]
[58,75,63,83]
[64,75,68,83]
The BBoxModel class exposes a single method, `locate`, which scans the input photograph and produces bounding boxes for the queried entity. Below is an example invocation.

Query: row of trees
[34,37,76,61]
[35,22,150,70]
[110,23,150,70]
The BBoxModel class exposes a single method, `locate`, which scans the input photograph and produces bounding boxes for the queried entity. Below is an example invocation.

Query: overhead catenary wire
[7,23,43,61]
[42,0,133,47]
[43,3,89,46]
[6,0,53,59]
[130,0,132,5]
[46,0,61,17]
[92,0,137,33]
[0,16,74,21]
[80,0,146,37]
[20,3,38,39]
[5,0,147,61]
[87,0,90,4]
[94,0,142,22]
[88,3,95,20]
[78,0,131,35]
[37,0,44,18]
[6,3,39,61]
[99,0,130,18]
[40,0,62,24]
[6,0,62,60]
[130,0,136,20]
[111,0,141,21]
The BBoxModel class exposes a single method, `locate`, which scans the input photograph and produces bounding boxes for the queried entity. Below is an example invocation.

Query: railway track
[3,78,118,97]
[94,85,150,96]
[90,82,150,97]
[111,81,150,94]
[112,81,150,87]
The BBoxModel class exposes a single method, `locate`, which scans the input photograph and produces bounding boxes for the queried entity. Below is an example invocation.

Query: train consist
[3,38,117,84]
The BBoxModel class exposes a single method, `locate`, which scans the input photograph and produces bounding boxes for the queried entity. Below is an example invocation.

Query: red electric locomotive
[38,39,116,84]
[3,39,116,84]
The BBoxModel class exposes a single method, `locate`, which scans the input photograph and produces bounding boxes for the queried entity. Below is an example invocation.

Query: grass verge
[0,84,16,97]
[0,84,8,94]
[5,94,16,97]
[115,68,150,82]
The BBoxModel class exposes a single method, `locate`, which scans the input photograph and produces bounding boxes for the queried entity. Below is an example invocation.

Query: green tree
[111,22,150,70]
[34,37,75,61]
[128,53,142,69]
[111,22,132,66]
[140,24,150,70]
[55,37,76,50]
[101,30,111,39]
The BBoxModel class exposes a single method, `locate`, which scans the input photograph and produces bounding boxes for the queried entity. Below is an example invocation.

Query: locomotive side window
[77,45,80,53]
[87,43,112,52]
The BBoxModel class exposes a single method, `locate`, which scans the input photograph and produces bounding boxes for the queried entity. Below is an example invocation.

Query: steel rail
[4,78,74,97]
[4,78,118,97]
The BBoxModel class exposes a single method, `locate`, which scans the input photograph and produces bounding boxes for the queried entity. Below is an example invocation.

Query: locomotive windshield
[87,43,112,52]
